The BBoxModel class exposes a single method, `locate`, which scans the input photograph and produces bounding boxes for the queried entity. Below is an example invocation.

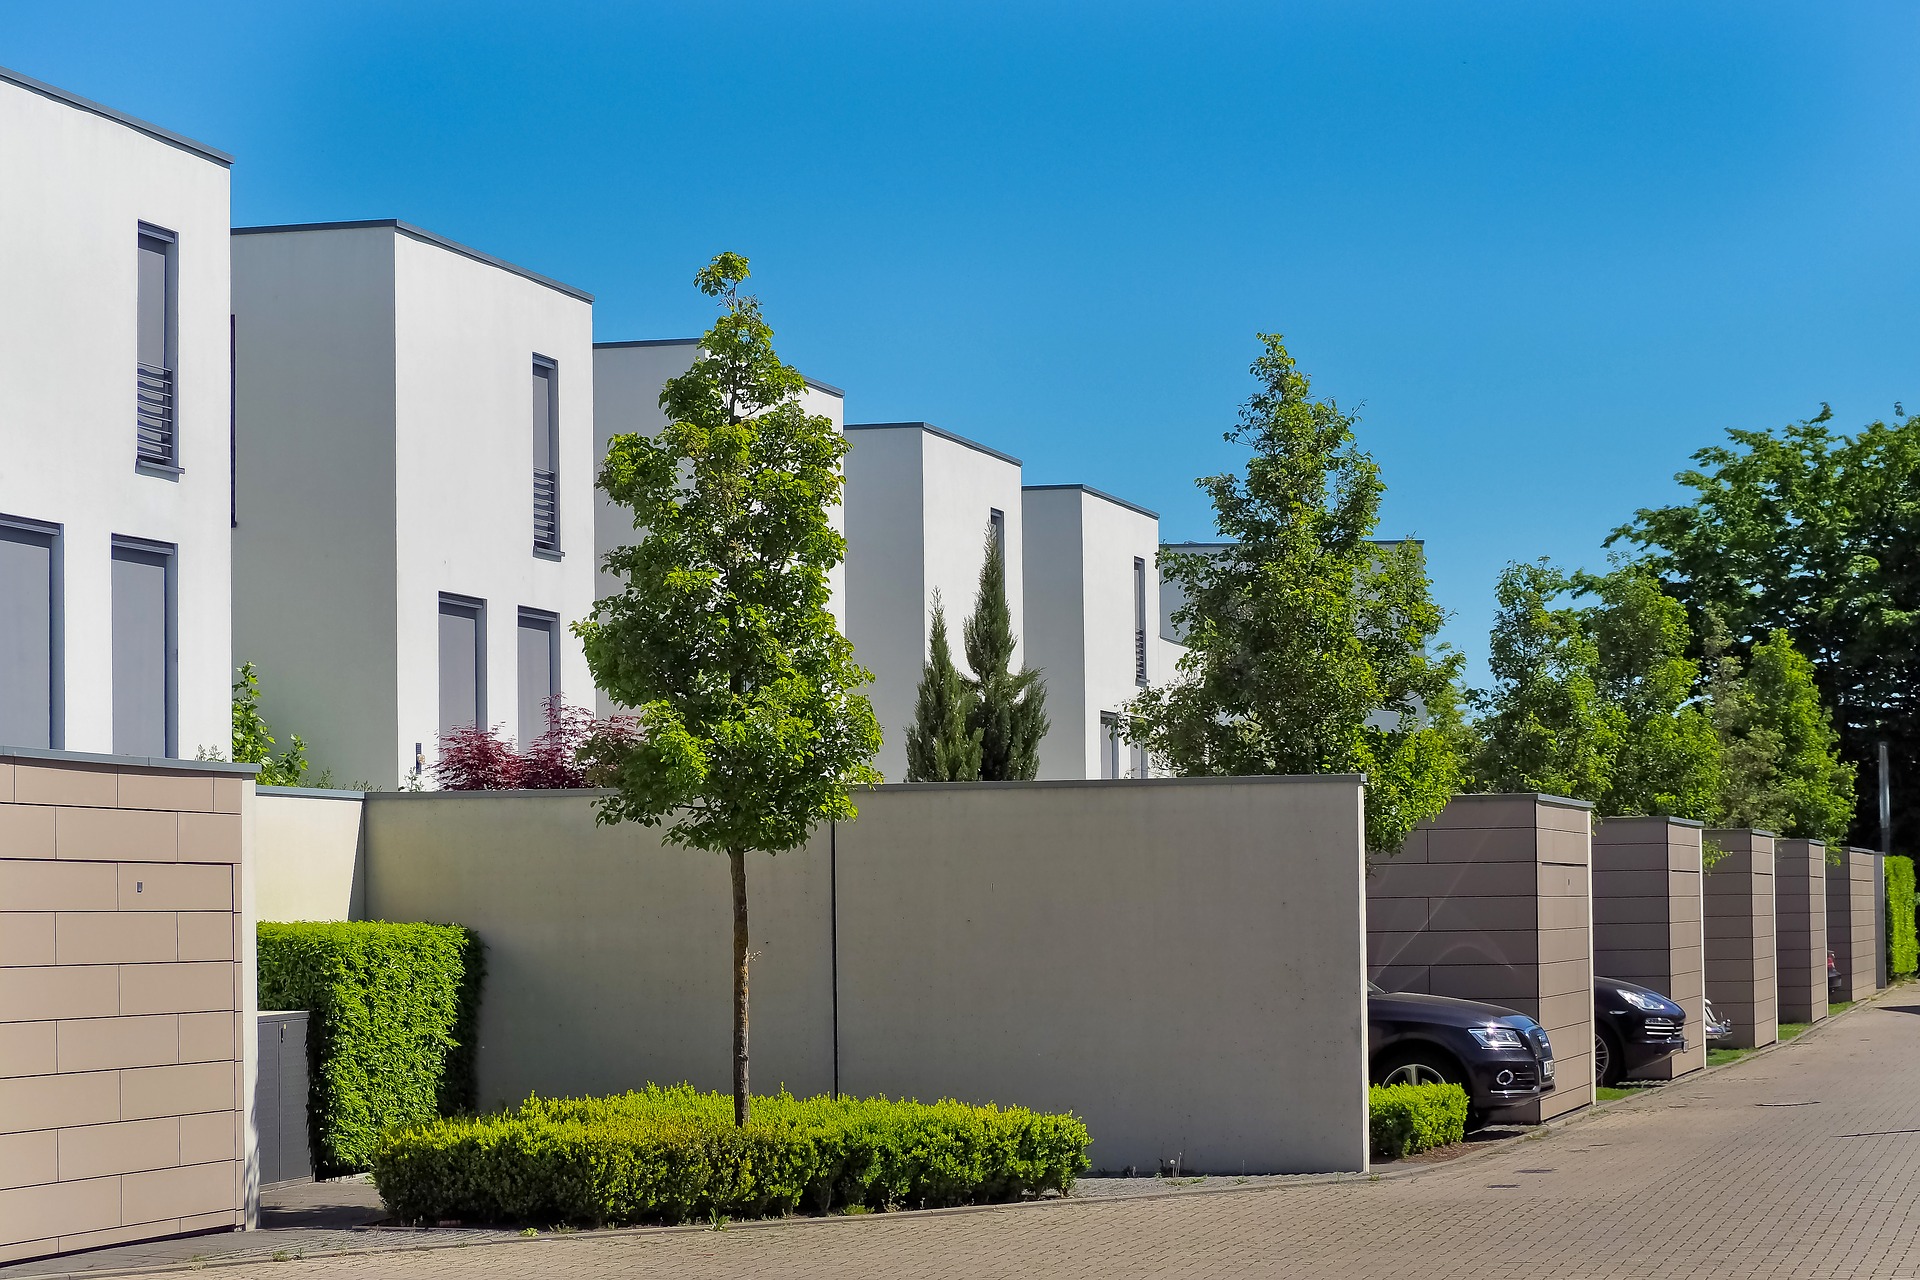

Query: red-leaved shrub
[430,697,637,791]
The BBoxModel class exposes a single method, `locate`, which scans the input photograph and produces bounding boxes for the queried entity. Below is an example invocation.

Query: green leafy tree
[1610,407,1918,850]
[1700,610,1790,835]
[1580,567,1720,821]
[224,663,310,787]
[576,252,882,1126]
[1469,561,1621,801]
[1130,334,1463,853]
[963,531,1049,781]
[904,592,982,781]
[1741,629,1856,843]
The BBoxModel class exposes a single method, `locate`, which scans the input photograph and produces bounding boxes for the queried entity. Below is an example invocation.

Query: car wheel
[1595,1028,1623,1087]
[1372,1046,1458,1089]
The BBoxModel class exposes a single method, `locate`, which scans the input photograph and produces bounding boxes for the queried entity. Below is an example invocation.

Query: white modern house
[0,67,234,758]
[231,220,596,786]
[1022,484,1168,779]
[843,422,1025,781]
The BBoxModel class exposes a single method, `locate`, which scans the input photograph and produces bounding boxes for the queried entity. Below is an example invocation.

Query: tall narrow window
[0,518,58,749]
[517,609,559,746]
[112,539,175,757]
[532,357,559,554]
[136,226,177,469]
[988,508,1005,559]
[438,595,486,743]
[1100,712,1121,780]
[1133,556,1148,685]
[1130,732,1150,781]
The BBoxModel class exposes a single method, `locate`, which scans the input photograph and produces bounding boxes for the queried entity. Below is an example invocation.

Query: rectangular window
[532,357,560,554]
[1131,736,1150,781]
[136,226,177,469]
[517,609,559,746]
[438,594,486,742]
[0,518,59,749]
[1133,556,1148,685]
[1100,712,1122,780]
[988,508,1005,560]
[111,539,175,757]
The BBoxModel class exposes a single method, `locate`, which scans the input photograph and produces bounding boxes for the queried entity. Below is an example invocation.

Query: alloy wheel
[1382,1062,1450,1087]
[1594,1032,1612,1084]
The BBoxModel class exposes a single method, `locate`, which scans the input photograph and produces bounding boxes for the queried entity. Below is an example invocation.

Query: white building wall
[1024,486,1164,779]
[0,69,233,757]
[844,424,1024,781]
[233,222,595,786]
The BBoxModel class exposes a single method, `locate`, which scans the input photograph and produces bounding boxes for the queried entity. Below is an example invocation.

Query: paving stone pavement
[44,993,1920,1279]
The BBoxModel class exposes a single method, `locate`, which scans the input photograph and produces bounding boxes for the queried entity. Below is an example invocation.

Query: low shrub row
[1368,1082,1467,1159]
[1890,855,1917,979]
[370,1086,1091,1226]
[258,921,486,1176]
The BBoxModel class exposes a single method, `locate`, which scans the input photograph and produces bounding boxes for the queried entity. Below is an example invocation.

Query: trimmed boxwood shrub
[370,1085,1091,1226]
[1889,855,1917,979]
[258,921,485,1176]
[1368,1082,1467,1159]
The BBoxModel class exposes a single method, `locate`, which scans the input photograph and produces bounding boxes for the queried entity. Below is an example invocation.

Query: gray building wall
[1773,838,1828,1025]
[1703,830,1778,1050]
[1591,817,1705,1079]
[1367,793,1596,1122]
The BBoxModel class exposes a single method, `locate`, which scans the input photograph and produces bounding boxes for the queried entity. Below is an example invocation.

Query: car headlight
[1469,1025,1527,1050]
[1620,989,1671,1013]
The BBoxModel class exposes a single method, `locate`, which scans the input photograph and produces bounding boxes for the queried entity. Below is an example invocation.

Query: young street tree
[1130,334,1463,853]
[576,252,881,1126]
[964,530,1049,780]
[904,591,983,781]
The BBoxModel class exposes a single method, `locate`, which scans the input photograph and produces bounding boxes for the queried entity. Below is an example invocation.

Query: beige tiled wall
[1703,830,1778,1050]
[1592,817,1706,1079]
[1368,793,1596,1123]
[0,754,252,1264]
[1774,839,1828,1024]
[1828,849,1878,1002]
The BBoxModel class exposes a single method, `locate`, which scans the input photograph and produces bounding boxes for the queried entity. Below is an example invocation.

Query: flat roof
[1,64,233,167]
[1022,483,1159,520]
[594,338,842,397]
[845,422,1021,467]
[231,219,593,303]
[1161,537,1427,550]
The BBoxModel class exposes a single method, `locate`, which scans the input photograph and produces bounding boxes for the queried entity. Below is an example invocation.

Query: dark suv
[1593,976,1687,1086]
[1367,982,1556,1119]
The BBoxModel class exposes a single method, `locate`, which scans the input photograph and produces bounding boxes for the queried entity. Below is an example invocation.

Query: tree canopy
[963,531,1049,781]
[904,591,982,782]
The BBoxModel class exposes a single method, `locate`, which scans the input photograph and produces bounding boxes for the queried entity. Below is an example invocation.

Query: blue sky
[10,3,1916,687]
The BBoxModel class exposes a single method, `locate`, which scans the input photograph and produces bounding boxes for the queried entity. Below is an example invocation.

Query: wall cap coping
[0,64,234,166]
[258,785,368,799]
[1597,814,1705,828]
[1022,483,1160,520]
[231,219,594,303]
[361,775,1367,801]
[1448,791,1596,810]
[845,421,1022,467]
[0,745,259,775]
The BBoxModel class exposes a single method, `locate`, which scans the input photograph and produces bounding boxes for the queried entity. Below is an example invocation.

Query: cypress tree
[904,593,982,781]
[963,530,1050,780]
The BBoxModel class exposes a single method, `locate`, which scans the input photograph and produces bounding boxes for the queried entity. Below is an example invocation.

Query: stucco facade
[231,222,595,787]
[1022,485,1166,779]
[0,68,234,760]
[843,423,1025,781]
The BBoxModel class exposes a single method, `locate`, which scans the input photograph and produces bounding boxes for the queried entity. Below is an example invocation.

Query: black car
[1593,975,1687,1086]
[1367,982,1556,1119]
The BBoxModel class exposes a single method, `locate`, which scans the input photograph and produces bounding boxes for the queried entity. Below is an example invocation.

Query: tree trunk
[730,847,750,1127]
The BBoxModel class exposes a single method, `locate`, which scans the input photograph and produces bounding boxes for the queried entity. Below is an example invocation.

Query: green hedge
[1369,1083,1467,1159]
[258,921,485,1177]
[1890,856,1917,979]
[371,1086,1091,1226]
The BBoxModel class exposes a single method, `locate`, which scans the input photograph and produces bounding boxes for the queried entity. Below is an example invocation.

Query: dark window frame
[135,223,182,475]
[110,534,178,758]
[516,606,561,745]
[437,592,488,740]
[0,513,64,750]
[532,355,561,558]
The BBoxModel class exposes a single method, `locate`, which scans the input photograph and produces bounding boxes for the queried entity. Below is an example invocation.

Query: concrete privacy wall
[1702,830,1777,1049]
[1367,794,1595,1123]
[252,790,365,923]
[361,777,1371,1174]
[0,751,256,1264]
[1828,849,1877,1001]
[1773,839,1828,1025]
[1591,817,1705,1079]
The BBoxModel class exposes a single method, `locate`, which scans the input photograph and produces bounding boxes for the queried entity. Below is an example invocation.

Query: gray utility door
[111,542,173,756]
[255,1011,313,1187]
[0,523,55,748]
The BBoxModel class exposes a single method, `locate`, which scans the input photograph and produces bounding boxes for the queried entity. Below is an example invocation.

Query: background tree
[904,591,982,781]
[963,531,1049,780]
[577,252,881,1126]
[1610,407,1918,851]
[1700,610,1790,834]
[1740,629,1856,844]
[1469,561,1621,801]
[1130,334,1463,853]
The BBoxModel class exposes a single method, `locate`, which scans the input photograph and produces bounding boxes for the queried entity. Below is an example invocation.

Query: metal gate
[256,1011,313,1187]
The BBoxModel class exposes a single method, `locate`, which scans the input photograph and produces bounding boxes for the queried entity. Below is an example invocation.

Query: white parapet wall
[252,789,366,923]
[352,775,1371,1174]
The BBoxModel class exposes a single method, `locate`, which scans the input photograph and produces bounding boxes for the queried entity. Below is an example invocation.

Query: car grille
[1640,1016,1685,1042]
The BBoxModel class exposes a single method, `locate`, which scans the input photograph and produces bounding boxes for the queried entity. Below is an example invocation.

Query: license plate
[1541,1060,1555,1079]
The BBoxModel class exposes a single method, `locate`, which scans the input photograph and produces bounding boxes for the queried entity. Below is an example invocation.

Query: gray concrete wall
[252,790,364,923]
[1591,817,1705,1079]
[0,752,256,1264]
[1773,839,1828,1025]
[1703,830,1778,1049]
[1367,793,1595,1122]
[1828,849,1877,1001]
[358,777,1371,1175]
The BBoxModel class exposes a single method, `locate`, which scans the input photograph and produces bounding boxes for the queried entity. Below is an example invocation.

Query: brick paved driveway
[138,996,1920,1278]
